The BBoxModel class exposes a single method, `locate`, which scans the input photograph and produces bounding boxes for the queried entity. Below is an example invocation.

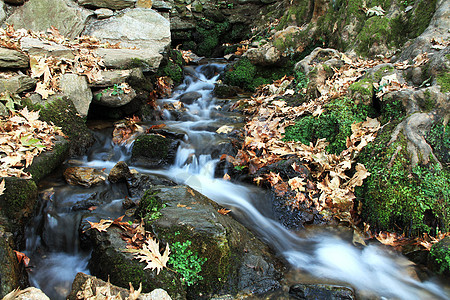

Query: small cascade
[25,63,449,300]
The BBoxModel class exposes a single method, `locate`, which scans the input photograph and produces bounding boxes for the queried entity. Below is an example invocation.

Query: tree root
[388,112,441,167]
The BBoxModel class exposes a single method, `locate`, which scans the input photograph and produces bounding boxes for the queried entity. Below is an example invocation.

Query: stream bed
[25,63,450,300]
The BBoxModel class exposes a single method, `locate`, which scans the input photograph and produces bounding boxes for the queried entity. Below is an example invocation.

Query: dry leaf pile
[76,278,142,300]
[0,107,64,178]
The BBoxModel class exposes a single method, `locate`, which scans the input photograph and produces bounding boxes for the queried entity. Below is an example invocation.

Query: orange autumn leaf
[14,250,30,267]
[218,208,231,215]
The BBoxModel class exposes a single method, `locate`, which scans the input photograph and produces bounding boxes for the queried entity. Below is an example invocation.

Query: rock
[63,167,107,187]
[6,0,92,39]
[214,84,238,98]
[289,284,355,299]
[0,74,36,94]
[0,234,21,298]
[243,43,281,66]
[150,185,283,297]
[88,69,133,88]
[24,135,70,183]
[127,173,177,198]
[78,0,136,10]
[59,74,93,117]
[83,8,171,54]
[93,85,137,108]
[0,48,29,68]
[108,161,132,183]
[94,8,114,19]
[94,48,163,71]
[152,0,172,11]
[131,134,180,168]
[86,226,186,299]
[0,102,7,117]
[0,2,6,23]
[1,287,50,300]
[20,37,75,59]
[137,0,153,8]
[68,273,172,300]
[178,91,202,104]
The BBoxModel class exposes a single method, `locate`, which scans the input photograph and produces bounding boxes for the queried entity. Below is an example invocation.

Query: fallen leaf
[223,173,231,181]
[131,238,170,274]
[87,219,113,232]
[14,250,30,267]
[218,208,231,215]
[0,179,5,196]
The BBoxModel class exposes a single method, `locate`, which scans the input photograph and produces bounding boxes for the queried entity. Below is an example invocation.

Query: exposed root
[388,112,441,167]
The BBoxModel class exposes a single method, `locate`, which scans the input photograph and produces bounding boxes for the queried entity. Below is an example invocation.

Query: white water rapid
[25,63,449,300]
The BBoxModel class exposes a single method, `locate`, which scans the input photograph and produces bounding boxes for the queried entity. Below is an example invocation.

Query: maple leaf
[87,219,114,232]
[218,208,231,215]
[14,250,30,267]
[131,238,170,274]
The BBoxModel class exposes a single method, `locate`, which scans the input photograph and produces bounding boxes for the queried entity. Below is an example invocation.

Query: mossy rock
[88,227,186,300]
[150,185,283,298]
[156,49,184,85]
[0,177,37,234]
[24,135,70,183]
[0,234,21,298]
[429,236,450,276]
[356,122,450,235]
[131,134,179,168]
[23,95,94,156]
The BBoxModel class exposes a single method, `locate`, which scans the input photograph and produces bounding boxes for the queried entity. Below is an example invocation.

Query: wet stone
[63,167,107,187]
[289,284,355,300]
[178,91,202,104]
[108,161,132,183]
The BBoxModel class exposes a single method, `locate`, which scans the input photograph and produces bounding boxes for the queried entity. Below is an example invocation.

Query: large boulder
[0,48,29,69]
[83,8,171,54]
[59,74,93,118]
[20,37,75,60]
[94,48,163,72]
[6,0,92,39]
[131,133,180,168]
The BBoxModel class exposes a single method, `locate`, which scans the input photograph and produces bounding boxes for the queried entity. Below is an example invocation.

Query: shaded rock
[0,48,29,69]
[88,69,133,88]
[94,8,114,19]
[83,8,171,54]
[78,0,136,10]
[289,284,355,300]
[59,74,93,117]
[294,48,341,75]
[87,226,186,299]
[178,91,201,104]
[0,2,6,23]
[20,37,75,59]
[152,0,172,11]
[0,234,21,298]
[0,102,7,117]
[108,161,132,183]
[150,185,283,297]
[131,134,180,168]
[95,48,163,71]
[0,74,36,94]
[93,85,137,108]
[68,272,171,300]
[243,43,281,66]
[6,0,92,39]
[127,173,177,198]
[1,287,50,300]
[214,84,238,98]
[63,167,107,187]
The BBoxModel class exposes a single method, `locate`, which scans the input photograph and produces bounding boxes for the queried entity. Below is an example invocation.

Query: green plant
[293,70,308,92]
[138,189,164,223]
[430,238,450,275]
[168,240,207,286]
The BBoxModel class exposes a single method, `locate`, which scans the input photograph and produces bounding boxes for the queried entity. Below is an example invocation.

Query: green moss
[223,57,257,90]
[430,237,450,275]
[195,21,230,57]
[349,79,374,97]
[357,123,450,235]
[131,134,169,159]
[436,71,450,93]
[0,177,37,220]
[157,50,184,85]
[372,65,395,81]
[276,0,311,30]
[284,96,375,154]
[137,189,164,224]
[380,97,405,123]
[356,17,391,57]
[426,121,450,164]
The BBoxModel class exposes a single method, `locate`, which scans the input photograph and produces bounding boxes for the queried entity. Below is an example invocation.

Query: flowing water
[25,63,450,300]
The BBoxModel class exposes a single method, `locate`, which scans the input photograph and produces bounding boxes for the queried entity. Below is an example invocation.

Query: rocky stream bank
[0,0,449,299]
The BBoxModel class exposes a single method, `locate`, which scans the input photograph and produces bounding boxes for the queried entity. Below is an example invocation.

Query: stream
[25,63,450,300]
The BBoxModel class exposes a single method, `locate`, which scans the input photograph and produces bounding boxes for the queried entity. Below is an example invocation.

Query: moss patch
[284,96,375,154]
[156,49,184,85]
[131,134,169,160]
[426,121,450,164]
[430,237,450,275]
[357,123,450,235]
[0,177,37,221]
[136,189,164,225]
[436,71,450,93]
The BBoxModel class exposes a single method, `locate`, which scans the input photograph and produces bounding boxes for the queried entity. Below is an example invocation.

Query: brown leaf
[14,250,30,267]
[218,208,231,215]
[87,219,113,232]
[130,238,170,274]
